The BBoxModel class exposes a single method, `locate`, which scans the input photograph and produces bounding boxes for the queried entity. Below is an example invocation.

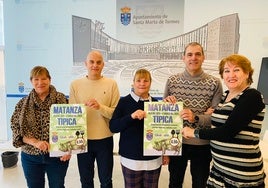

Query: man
[69,50,120,188]
[163,42,223,188]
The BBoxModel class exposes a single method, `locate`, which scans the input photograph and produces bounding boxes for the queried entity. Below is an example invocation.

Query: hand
[204,107,214,115]
[181,127,195,139]
[163,95,177,104]
[34,140,50,152]
[85,98,100,110]
[131,109,146,120]
[162,156,170,165]
[60,154,71,161]
[180,108,195,123]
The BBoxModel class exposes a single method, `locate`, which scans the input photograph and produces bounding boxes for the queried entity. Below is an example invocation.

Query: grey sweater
[163,69,223,145]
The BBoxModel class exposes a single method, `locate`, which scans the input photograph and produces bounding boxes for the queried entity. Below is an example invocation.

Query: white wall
[1,0,268,142]
[0,0,7,141]
[0,49,7,141]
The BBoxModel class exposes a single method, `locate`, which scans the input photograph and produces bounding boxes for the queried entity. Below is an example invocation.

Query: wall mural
[72,13,240,97]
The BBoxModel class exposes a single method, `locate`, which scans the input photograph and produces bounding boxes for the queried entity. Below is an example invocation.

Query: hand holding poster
[49,104,87,157]
[144,101,183,156]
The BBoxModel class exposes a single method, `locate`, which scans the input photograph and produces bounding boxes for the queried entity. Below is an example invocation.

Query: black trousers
[168,144,211,188]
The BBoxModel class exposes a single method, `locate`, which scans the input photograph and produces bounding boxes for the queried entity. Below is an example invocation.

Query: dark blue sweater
[110,94,159,160]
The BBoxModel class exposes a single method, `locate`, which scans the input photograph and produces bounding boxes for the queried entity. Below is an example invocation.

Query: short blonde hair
[133,69,152,82]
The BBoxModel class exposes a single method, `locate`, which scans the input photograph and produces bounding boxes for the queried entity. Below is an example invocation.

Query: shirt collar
[130,91,152,102]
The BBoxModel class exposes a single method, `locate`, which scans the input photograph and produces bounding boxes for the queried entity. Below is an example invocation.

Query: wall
[0,49,7,140]
[1,0,268,142]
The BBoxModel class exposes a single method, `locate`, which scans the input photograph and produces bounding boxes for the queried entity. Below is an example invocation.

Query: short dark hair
[183,42,204,55]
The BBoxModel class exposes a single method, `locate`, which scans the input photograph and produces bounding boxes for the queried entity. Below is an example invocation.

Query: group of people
[10,42,266,188]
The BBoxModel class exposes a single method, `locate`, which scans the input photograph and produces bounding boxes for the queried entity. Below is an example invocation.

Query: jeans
[21,151,69,188]
[168,144,211,188]
[77,136,114,188]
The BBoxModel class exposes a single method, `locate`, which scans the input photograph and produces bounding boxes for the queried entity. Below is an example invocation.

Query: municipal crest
[146,130,153,141]
[18,82,24,93]
[120,6,131,26]
[51,132,58,143]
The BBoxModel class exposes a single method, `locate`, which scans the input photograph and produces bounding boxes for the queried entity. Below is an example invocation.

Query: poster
[49,104,87,157]
[144,101,183,156]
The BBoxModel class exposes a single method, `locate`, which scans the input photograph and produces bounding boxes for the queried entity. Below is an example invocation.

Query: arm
[109,99,134,133]
[163,79,170,99]
[184,89,265,141]
[98,81,120,119]
[82,80,120,120]
[10,99,25,147]
[109,96,147,133]
[23,136,71,161]
[201,89,264,140]
[210,78,223,109]
[23,137,50,152]
[11,99,51,151]
[197,78,223,127]
[69,82,77,104]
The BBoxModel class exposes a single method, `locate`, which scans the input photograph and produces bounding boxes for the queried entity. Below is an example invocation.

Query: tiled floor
[0,140,267,188]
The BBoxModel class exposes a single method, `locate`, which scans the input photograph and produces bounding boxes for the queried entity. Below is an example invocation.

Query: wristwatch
[194,115,199,123]
[194,129,200,138]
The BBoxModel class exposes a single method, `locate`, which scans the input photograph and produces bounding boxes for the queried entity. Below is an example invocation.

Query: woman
[11,66,71,188]
[182,54,266,187]
[109,69,168,188]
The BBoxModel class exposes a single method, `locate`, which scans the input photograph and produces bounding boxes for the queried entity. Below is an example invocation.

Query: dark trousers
[77,136,114,188]
[21,151,69,188]
[168,144,211,188]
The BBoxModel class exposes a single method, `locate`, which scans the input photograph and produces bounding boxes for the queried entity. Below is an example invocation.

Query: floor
[0,152,173,188]
[0,140,190,188]
[0,140,267,188]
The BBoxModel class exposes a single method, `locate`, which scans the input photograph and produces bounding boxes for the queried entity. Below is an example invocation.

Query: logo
[120,6,131,26]
[18,82,24,93]
[51,132,58,143]
[146,129,153,141]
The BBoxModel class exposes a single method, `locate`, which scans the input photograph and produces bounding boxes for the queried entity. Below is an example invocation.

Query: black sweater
[109,94,159,160]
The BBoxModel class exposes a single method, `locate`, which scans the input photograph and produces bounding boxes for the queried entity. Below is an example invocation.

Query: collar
[130,91,152,102]
[183,69,204,78]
